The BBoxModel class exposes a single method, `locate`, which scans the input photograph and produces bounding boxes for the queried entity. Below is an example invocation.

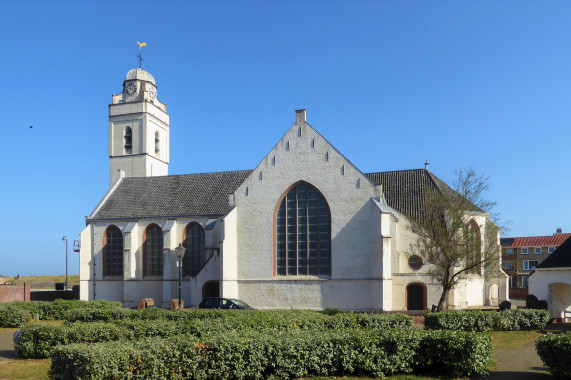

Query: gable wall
[230,117,386,309]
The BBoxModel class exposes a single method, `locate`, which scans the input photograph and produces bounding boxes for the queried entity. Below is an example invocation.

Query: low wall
[31,286,79,301]
[0,284,30,302]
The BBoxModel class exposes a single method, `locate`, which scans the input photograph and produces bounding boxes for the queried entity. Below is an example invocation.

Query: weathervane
[137,41,147,68]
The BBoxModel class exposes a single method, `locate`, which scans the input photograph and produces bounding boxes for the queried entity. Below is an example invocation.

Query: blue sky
[1,1,570,276]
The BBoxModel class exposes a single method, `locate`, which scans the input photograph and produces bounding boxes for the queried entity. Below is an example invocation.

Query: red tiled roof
[503,233,571,248]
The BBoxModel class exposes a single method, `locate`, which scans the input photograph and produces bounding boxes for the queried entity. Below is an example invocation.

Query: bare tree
[407,168,500,312]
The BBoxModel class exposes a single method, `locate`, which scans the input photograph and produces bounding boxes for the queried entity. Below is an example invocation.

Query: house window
[124,127,132,151]
[521,247,528,255]
[521,276,529,288]
[534,247,542,255]
[505,262,512,270]
[506,248,514,255]
[143,224,163,277]
[509,276,515,288]
[183,223,205,277]
[103,225,123,277]
[523,260,538,271]
[548,247,555,254]
[466,220,481,274]
[275,182,330,276]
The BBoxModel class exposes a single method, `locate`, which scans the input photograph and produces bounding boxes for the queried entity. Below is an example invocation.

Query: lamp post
[61,236,68,290]
[174,242,185,309]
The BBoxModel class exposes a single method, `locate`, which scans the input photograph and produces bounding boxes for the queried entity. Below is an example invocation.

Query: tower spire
[136,41,147,68]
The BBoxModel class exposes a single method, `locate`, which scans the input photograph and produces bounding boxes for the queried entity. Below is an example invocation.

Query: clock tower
[108,68,169,186]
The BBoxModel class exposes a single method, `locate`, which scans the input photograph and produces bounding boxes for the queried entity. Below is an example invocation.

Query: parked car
[198,297,254,310]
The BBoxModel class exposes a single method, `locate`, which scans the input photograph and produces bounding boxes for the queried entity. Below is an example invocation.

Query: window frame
[143,224,164,278]
[274,181,331,277]
[183,222,206,277]
[521,247,528,255]
[102,225,123,278]
[505,262,512,270]
[506,248,514,255]
[548,247,555,254]
[523,260,539,271]
[534,247,542,255]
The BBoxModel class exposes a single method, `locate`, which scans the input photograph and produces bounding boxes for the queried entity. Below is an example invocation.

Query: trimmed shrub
[0,304,33,327]
[536,332,571,378]
[49,329,491,379]
[498,300,511,311]
[0,300,123,327]
[415,330,492,377]
[424,310,495,332]
[494,309,550,331]
[16,322,128,358]
[526,294,539,309]
[425,309,550,331]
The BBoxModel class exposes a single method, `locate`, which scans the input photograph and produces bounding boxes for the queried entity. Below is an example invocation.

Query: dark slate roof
[537,235,571,268]
[364,169,476,222]
[89,170,252,220]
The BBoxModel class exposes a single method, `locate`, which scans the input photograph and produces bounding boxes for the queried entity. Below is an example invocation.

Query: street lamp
[61,236,68,290]
[174,242,185,309]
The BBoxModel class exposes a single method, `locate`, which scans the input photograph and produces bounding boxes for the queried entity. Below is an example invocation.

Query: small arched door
[406,283,425,310]
[202,281,220,300]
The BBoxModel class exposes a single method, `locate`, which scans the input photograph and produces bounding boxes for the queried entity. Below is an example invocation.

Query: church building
[79,67,508,310]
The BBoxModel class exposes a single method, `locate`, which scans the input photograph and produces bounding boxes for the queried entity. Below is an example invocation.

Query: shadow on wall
[320,199,382,310]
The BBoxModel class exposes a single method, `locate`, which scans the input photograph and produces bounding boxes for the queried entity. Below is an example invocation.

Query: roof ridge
[504,233,571,239]
[365,168,425,175]
[121,169,254,180]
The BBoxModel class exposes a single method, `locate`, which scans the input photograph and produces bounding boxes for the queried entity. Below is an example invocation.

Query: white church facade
[79,67,508,310]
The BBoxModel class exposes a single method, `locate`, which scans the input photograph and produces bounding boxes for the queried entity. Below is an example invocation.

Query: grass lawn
[2,275,79,290]
[0,358,50,380]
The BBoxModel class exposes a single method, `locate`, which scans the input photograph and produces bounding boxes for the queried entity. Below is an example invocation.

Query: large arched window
[466,220,481,274]
[103,225,123,277]
[143,224,163,278]
[183,223,205,277]
[275,182,331,276]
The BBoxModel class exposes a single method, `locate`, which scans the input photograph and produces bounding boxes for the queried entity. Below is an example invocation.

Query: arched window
[183,223,205,277]
[124,127,132,151]
[275,182,331,276]
[154,131,160,154]
[103,225,123,277]
[143,224,163,278]
[466,220,481,274]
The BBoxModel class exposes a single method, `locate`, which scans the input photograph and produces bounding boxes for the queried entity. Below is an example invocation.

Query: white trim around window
[521,247,528,255]
[548,247,555,254]
[534,247,542,254]
[523,260,539,271]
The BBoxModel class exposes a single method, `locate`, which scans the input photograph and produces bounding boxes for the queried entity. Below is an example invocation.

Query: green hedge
[17,312,413,359]
[424,309,550,331]
[536,332,571,378]
[49,329,492,379]
[0,300,122,327]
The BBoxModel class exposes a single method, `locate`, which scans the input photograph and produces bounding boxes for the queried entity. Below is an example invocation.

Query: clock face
[125,82,137,96]
[149,88,156,101]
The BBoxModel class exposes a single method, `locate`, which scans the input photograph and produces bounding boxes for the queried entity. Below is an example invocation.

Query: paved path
[480,336,551,380]
[0,328,17,362]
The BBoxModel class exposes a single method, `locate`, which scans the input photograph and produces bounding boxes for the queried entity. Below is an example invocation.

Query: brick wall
[0,284,30,302]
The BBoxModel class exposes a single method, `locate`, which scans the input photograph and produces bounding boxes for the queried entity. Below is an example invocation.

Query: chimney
[556,227,562,235]
[295,109,306,124]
